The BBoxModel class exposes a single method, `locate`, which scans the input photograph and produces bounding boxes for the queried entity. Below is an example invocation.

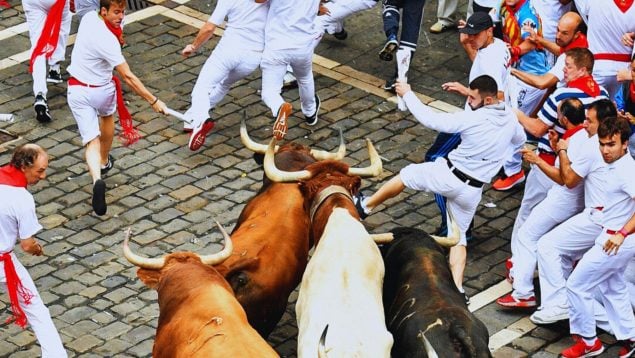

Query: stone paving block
[6,330,36,347]
[493,346,527,357]
[67,334,103,353]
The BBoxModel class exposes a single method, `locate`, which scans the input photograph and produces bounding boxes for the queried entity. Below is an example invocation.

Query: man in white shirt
[356,75,526,299]
[0,144,66,358]
[562,116,635,358]
[261,0,322,141]
[67,0,167,216]
[181,0,269,151]
[530,99,616,324]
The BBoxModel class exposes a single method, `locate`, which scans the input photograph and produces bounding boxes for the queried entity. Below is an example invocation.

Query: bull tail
[449,322,478,357]
[318,325,329,358]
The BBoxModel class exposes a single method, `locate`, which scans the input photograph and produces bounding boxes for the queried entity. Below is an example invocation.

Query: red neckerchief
[0,165,27,187]
[101,15,140,146]
[560,33,589,54]
[0,253,34,328]
[568,75,601,97]
[28,0,66,73]
[562,124,585,140]
[615,0,634,13]
[630,81,635,103]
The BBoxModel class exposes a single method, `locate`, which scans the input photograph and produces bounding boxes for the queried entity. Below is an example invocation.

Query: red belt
[68,77,108,88]
[538,152,556,166]
[594,53,631,62]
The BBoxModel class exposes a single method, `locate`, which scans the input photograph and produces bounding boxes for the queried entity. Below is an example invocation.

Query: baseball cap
[459,12,493,35]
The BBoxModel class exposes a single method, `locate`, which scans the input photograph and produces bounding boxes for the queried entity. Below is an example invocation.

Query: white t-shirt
[470,38,511,91]
[532,0,571,42]
[68,11,126,86]
[264,0,321,51]
[0,185,42,253]
[601,154,635,230]
[548,53,566,88]
[209,0,269,52]
[570,134,607,208]
[550,128,587,202]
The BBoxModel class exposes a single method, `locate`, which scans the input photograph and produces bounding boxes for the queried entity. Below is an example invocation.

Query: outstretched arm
[115,62,167,114]
[182,22,218,57]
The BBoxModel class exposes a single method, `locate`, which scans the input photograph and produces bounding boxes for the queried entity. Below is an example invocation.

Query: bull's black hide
[382,227,491,358]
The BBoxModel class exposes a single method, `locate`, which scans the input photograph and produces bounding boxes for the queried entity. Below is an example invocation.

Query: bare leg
[99,115,115,167]
[449,245,466,290]
[85,138,102,184]
[365,174,406,210]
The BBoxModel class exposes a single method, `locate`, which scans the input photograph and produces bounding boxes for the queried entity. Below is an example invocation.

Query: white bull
[296,207,393,357]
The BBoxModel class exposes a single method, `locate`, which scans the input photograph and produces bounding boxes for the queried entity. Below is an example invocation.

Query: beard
[469,100,485,111]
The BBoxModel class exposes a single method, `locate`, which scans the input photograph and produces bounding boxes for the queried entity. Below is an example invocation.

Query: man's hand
[318,3,330,15]
[21,238,43,256]
[621,32,635,47]
[521,147,541,164]
[524,26,540,44]
[603,233,625,255]
[547,129,559,151]
[618,110,635,125]
[556,137,569,153]
[395,80,411,97]
[181,44,196,58]
[152,99,168,114]
[441,82,468,96]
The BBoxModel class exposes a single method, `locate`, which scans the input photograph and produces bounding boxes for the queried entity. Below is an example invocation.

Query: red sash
[568,75,601,97]
[562,125,585,140]
[0,165,27,188]
[28,0,66,73]
[561,34,589,54]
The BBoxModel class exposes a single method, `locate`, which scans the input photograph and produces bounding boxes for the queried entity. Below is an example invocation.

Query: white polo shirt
[549,128,588,201]
[0,185,42,253]
[264,0,321,51]
[467,38,511,109]
[601,154,635,230]
[209,0,269,52]
[572,134,607,209]
[67,11,126,86]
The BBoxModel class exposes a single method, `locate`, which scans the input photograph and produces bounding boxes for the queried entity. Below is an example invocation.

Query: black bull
[382,227,491,358]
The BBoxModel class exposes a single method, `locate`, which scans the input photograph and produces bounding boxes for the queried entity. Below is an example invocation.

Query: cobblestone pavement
[0,1,626,357]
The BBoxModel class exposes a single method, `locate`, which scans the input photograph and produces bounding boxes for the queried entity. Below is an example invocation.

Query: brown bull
[123,223,279,358]
[215,118,346,337]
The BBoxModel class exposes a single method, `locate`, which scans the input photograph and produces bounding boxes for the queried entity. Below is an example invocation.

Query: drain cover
[127,0,151,12]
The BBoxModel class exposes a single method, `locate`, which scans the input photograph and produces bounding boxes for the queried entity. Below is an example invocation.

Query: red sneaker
[619,339,635,358]
[561,337,603,358]
[496,293,536,308]
[505,258,513,283]
[188,119,215,151]
[273,102,292,140]
[492,169,525,191]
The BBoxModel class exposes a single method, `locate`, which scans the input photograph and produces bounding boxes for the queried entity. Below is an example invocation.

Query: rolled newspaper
[396,49,411,111]
[0,113,15,123]
[165,107,192,124]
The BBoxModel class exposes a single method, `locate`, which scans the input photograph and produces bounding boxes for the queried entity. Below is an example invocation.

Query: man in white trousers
[181,0,270,151]
[23,0,71,122]
[315,0,377,40]
[0,144,66,357]
[261,0,322,141]
[356,75,526,301]
[67,0,167,216]
[562,116,635,358]
[531,99,616,324]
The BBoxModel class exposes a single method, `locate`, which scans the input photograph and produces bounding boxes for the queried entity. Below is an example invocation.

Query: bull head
[240,113,347,160]
[123,220,233,269]
[263,138,382,182]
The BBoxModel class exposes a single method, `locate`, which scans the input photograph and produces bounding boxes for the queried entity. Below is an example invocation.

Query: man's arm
[526,28,560,56]
[515,109,550,137]
[555,147,583,188]
[20,237,43,256]
[182,22,218,57]
[511,68,558,90]
[521,148,564,184]
[114,62,167,114]
[604,209,635,255]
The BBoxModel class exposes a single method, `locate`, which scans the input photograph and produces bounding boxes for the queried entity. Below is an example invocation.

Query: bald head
[556,12,583,48]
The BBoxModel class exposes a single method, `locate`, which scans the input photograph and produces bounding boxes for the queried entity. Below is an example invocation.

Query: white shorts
[67,82,117,145]
[400,157,483,246]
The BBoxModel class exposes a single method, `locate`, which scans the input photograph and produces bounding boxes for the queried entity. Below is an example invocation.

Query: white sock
[49,64,60,72]
[360,197,371,214]
[582,337,596,346]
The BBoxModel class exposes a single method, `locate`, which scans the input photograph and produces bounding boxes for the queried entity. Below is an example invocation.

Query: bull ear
[136,268,161,289]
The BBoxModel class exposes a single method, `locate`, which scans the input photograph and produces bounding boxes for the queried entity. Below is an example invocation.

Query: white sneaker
[530,306,569,325]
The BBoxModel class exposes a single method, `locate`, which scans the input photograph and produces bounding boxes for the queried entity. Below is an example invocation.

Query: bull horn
[347,139,383,177]
[310,127,346,160]
[370,233,394,244]
[199,220,234,265]
[318,325,329,358]
[430,208,460,247]
[123,227,166,270]
[264,138,313,182]
[240,111,280,153]
[418,331,440,358]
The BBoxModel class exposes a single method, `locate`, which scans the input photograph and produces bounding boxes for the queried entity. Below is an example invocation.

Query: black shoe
[92,179,107,216]
[305,94,321,126]
[383,77,397,93]
[354,191,368,220]
[379,34,398,61]
[34,93,52,123]
[46,69,63,84]
[333,29,348,40]
[101,155,115,175]
[464,293,471,305]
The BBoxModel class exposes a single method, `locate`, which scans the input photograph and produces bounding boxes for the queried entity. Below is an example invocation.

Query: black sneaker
[305,94,321,126]
[46,68,63,84]
[619,339,635,358]
[333,28,348,40]
[354,191,369,220]
[101,155,115,175]
[34,93,52,123]
[383,77,397,93]
[92,179,107,216]
[379,34,398,61]
[464,293,471,305]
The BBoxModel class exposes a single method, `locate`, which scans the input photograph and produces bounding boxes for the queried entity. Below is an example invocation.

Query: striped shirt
[536,86,609,153]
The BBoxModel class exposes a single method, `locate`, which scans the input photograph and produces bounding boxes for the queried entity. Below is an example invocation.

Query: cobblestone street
[0,0,627,356]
